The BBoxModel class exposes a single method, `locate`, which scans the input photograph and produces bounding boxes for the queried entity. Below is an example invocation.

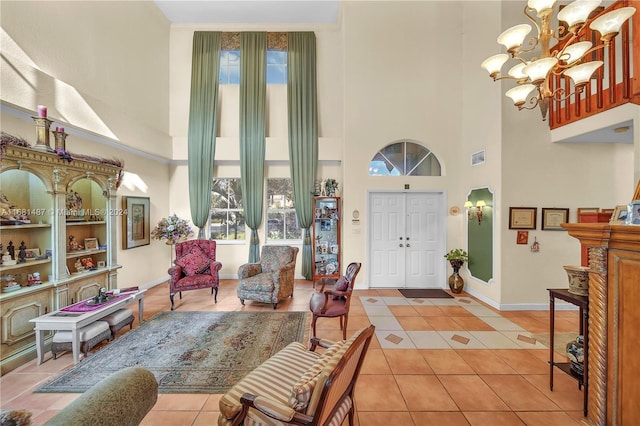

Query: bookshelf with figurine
[0,105,123,375]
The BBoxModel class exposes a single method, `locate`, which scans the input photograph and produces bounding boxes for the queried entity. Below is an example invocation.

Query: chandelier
[481,0,636,120]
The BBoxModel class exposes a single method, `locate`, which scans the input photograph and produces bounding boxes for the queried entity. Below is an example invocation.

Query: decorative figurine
[17,241,27,263]
[68,235,83,251]
[7,241,14,260]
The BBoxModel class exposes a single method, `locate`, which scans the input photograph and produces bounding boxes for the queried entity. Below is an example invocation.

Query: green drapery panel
[188,32,221,238]
[239,32,267,262]
[287,32,318,280]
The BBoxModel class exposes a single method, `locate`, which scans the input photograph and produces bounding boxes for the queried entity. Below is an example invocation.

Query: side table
[548,288,588,417]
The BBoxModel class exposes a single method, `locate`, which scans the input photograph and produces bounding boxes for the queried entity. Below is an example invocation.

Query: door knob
[406,244,411,247]
[406,237,410,240]
[399,237,403,240]
[399,244,404,247]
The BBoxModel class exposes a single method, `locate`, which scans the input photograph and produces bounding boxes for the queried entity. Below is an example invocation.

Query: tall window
[219,50,287,84]
[369,140,442,176]
[266,178,301,241]
[210,178,245,241]
[219,50,240,84]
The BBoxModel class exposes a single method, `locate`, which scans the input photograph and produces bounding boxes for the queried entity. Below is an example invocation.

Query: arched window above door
[369,140,441,176]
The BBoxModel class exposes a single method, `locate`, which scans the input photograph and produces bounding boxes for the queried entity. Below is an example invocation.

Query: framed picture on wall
[609,205,629,224]
[122,196,150,249]
[541,208,570,230]
[516,230,529,244]
[509,207,537,230]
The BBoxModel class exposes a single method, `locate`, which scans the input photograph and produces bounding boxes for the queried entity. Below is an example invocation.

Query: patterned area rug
[36,311,308,394]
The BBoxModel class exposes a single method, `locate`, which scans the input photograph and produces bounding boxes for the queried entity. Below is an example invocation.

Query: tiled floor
[0,280,586,425]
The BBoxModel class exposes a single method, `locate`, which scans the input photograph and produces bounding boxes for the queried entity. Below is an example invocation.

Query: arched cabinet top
[1,145,122,195]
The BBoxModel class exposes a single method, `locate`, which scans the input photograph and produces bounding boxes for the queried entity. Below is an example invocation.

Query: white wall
[1,1,173,289]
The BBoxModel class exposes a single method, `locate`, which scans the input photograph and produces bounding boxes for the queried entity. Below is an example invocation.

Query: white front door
[369,191,445,289]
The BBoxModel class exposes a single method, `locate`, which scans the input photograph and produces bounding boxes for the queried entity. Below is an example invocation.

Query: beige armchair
[237,245,298,309]
[218,325,375,426]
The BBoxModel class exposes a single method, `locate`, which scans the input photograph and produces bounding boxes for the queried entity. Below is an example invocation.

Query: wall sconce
[464,200,486,224]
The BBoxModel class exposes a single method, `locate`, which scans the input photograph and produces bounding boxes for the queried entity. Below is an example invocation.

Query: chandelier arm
[517,94,541,111]
[552,86,585,102]
[556,44,608,69]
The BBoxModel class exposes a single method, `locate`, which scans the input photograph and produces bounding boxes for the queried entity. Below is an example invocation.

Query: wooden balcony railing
[549,0,640,129]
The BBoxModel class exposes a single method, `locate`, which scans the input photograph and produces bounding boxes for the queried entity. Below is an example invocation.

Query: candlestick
[52,129,67,151]
[31,116,53,151]
[37,105,47,118]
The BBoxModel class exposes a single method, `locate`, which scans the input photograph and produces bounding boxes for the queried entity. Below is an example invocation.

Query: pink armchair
[168,240,222,310]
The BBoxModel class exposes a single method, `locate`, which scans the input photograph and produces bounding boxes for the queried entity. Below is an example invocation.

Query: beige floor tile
[152,393,209,411]
[514,411,582,425]
[396,315,433,331]
[355,375,407,411]
[480,375,561,411]
[395,375,459,411]
[462,411,526,425]
[457,350,517,374]
[419,349,476,375]
[437,375,509,411]
[360,348,393,375]
[139,410,200,426]
[383,349,434,374]
[411,411,471,426]
[356,411,415,426]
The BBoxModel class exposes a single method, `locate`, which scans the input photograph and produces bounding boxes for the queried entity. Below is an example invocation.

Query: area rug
[398,288,453,299]
[36,311,308,394]
[531,332,581,354]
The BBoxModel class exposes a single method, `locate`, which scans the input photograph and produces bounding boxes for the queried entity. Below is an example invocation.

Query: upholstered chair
[237,245,299,309]
[309,262,362,340]
[168,240,222,310]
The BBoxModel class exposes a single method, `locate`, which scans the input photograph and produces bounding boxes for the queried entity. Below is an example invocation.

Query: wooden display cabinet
[563,223,640,426]
[312,196,341,281]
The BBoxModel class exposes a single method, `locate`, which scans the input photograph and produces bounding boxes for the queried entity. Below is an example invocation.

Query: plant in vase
[151,214,194,245]
[444,249,468,294]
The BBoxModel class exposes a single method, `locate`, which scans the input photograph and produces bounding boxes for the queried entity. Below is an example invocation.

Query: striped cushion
[243,394,352,426]
[288,340,345,410]
[219,342,320,421]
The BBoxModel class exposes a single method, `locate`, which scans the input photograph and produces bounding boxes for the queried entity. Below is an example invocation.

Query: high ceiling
[154,0,340,24]
[153,0,633,144]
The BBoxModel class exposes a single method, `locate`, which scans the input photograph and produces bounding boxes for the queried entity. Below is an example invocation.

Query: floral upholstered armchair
[168,240,222,310]
[237,245,299,309]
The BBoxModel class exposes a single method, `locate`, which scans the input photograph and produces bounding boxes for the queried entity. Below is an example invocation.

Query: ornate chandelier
[481,0,635,120]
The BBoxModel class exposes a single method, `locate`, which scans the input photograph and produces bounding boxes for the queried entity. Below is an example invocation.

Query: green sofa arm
[44,367,158,426]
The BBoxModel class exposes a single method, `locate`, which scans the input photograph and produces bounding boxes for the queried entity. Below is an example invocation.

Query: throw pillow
[175,244,211,276]
[332,276,349,300]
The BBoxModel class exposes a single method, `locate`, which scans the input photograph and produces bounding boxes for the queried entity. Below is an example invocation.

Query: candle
[37,105,47,118]
[59,127,64,132]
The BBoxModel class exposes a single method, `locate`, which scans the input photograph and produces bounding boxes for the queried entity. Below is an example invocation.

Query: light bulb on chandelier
[481,0,635,121]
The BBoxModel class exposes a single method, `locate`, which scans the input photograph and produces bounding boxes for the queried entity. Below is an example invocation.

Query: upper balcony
[549,0,640,129]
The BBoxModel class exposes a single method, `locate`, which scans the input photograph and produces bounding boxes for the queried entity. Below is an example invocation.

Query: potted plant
[444,249,468,293]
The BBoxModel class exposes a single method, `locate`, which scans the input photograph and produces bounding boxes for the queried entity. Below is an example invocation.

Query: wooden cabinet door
[608,248,640,425]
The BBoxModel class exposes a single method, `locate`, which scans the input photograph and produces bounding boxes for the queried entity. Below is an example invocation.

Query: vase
[448,260,464,294]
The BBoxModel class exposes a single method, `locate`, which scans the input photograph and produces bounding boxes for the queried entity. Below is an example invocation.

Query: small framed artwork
[97,260,106,268]
[24,248,40,260]
[84,238,98,250]
[516,230,529,244]
[122,196,150,249]
[577,207,598,222]
[541,208,570,230]
[509,207,537,230]
[609,205,629,224]
[629,200,640,225]
[471,150,486,166]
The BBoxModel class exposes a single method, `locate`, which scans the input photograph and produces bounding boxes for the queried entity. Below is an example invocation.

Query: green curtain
[287,32,318,280]
[187,32,221,239]
[239,32,267,262]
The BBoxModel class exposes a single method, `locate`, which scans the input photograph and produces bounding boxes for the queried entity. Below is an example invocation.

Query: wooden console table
[548,288,588,417]
[30,290,145,365]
